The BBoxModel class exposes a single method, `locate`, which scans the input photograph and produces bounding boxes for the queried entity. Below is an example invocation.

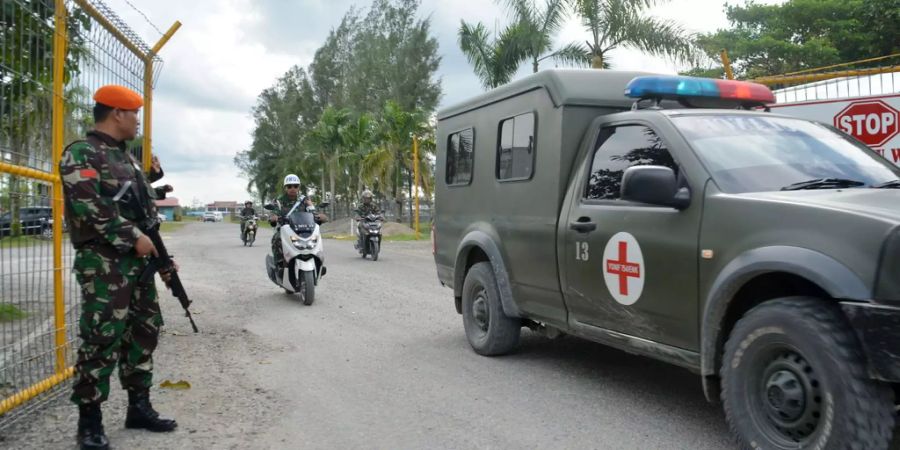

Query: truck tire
[721,297,894,450]
[461,262,521,356]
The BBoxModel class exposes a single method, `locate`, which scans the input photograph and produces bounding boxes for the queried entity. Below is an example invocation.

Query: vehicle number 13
[575,242,590,261]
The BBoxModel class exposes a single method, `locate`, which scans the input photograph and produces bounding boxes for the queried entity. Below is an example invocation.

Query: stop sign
[834,100,900,147]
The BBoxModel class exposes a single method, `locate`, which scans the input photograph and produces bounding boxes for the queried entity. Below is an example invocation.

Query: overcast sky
[102,0,775,206]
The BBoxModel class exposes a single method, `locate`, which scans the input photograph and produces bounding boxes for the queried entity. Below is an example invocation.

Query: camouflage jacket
[355,202,382,217]
[269,193,309,225]
[239,207,256,219]
[60,131,156,253]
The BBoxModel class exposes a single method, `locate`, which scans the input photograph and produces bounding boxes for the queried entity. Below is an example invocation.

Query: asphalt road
[0,221,761,448]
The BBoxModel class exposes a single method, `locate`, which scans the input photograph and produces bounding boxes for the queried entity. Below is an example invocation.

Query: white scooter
[264,201,328,305]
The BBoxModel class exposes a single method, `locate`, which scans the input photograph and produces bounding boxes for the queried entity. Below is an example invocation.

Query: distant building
[154,197,180,221]
[206,201,239,215]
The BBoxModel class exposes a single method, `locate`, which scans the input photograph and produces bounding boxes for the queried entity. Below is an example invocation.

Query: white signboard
[602,232,645,306]
[770,94,900,167]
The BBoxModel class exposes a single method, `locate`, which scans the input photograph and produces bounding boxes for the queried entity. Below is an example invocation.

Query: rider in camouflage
[354,190,382,250]
[269,174,312,269]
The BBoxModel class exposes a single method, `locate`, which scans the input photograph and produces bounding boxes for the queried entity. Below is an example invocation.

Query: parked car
[38,216,70,239]
[202,212,218,222]
[157,212,167,222]
[0,207,52,238]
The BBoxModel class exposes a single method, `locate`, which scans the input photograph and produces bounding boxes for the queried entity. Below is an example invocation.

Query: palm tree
[310,106,351,220]
[341,113,377,201]
[499,0,589,72]
[458,20,530,89]
[567,0,698,69]
[361,101,425,221]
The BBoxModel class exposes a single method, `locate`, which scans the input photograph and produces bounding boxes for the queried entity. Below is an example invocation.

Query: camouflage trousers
[70,243,163,405]
[271,230,283,267]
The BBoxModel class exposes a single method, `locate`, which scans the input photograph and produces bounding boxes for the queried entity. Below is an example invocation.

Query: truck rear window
[447,128,474,186]
[672,115,900,193]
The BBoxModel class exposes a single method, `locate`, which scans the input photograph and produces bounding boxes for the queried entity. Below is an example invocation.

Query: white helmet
[362,189,373,200]
[283,174,300,186]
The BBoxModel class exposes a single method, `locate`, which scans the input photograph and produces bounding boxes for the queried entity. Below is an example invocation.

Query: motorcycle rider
[269,174,314,270]
[354,190,382,251]
[239,201,256,239]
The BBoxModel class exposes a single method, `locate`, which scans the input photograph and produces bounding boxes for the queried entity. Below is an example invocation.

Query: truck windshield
[672,115,900,193]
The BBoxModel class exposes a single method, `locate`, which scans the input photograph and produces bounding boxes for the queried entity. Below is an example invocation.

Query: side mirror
[620,166,691,210]
[263,204,277,211]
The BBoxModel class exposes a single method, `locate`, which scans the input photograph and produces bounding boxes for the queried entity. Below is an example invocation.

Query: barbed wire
[87,0,162,62]
[119,0,165,37]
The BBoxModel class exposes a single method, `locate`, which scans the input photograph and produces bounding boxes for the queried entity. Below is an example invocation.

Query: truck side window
[447,128,474,186]
[585,125,677,200]
[497,113,535,180]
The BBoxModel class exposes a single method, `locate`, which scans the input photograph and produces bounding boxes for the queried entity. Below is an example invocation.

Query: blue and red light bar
[625,76,776,105]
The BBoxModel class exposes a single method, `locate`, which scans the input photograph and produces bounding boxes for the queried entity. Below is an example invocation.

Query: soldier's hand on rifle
[135,234,158,258]
[159,261,178,283]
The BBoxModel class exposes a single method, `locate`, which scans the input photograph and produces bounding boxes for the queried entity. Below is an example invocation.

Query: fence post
[52,0,69,376]
[142,22,182,171]
[720,49,734,80]
[413,136,420,240]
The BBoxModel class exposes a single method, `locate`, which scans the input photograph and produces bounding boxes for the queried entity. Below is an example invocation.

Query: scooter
[356,213,384,261]
[264,201,328,305]
[242,216,258,247]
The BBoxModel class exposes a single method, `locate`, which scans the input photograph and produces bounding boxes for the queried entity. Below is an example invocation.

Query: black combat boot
[77,403,110,450]
[124,389,178,432]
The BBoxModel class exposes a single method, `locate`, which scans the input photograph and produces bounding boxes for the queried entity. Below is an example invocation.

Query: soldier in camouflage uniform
[239,201,256,239]
[60,85,177,450]
[354,190,382,250]
[268,174,313,270]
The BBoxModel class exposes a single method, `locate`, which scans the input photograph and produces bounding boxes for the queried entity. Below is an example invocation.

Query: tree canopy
[235,0,441,222]
[691,0,900,79]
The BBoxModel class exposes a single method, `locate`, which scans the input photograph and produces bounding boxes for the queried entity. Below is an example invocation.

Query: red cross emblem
[605,241,641,295]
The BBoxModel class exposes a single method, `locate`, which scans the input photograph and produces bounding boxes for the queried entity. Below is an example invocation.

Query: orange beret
[93,85,143,110]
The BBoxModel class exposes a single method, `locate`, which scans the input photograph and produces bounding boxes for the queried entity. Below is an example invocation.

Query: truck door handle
[569,218,596,233]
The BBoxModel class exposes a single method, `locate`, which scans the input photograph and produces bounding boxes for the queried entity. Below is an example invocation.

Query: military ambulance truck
[433,69,900,449]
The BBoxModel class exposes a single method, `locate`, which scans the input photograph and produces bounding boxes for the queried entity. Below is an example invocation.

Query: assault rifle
[115,179,198,332]
[138,219,199,333]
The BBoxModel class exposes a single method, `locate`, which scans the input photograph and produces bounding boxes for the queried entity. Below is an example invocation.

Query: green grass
[0,304,28,322]
[324,232,431,242]
[385,232,432,242]
[0,235,43,248]
[160,222,187,233]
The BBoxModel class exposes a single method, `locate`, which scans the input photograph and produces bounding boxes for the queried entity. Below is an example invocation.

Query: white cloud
[98,0,770,205]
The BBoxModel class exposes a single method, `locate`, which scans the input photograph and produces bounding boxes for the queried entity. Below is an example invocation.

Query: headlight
[875,229,900,303]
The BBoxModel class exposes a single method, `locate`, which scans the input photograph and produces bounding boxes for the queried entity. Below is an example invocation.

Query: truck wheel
[461,262,520,356]
[300,270,315,306]
[721,297,894,450]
